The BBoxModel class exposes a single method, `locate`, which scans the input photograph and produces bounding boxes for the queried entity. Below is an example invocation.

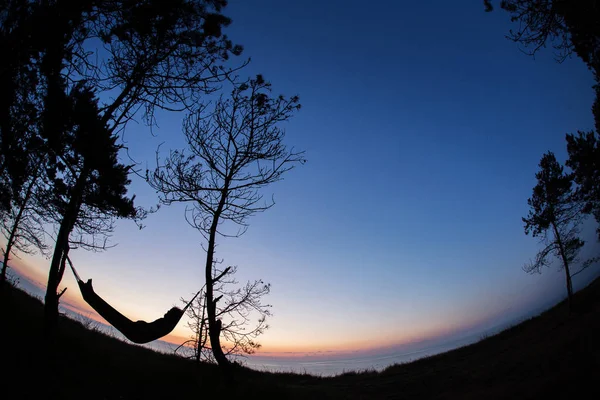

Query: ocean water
[168,332,486,377]
[242,335,483,376]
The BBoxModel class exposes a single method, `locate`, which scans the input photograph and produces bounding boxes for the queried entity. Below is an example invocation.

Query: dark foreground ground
[2,278,600,400]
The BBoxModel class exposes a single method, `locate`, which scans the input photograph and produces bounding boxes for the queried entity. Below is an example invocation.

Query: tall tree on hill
[40,82,138,331]
[148,75,305,369]
[0,0,245,329]
[566,130,600,240]
[523,152,588,310]
[34,1,136,330]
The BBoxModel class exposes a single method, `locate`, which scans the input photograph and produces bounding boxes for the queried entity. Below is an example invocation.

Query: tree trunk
[44,219,71,333]
[552,223,574,310]
[196,294,207,364]
[1,240,15,289]
[1,220,18,289]
[43,170,87,334]
[205,212,230,368]
[203,182,234,376]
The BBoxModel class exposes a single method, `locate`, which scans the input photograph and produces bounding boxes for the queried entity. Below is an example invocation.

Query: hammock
[68,258,200,344]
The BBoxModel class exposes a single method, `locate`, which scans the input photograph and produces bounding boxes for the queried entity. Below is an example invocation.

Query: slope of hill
[1,277,599,399]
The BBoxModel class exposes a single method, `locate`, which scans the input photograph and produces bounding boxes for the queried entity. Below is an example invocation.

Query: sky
[9,0,600,358]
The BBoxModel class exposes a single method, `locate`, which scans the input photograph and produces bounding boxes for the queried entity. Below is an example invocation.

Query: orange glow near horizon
[10,257,48,287]
[6,252,491,357]
[7,257,519,359]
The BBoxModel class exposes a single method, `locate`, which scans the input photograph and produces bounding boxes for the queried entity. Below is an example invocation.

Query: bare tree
[148,75,305,368]
[523,151,593,310]
[178,287,210,364]
[177,265,271,365]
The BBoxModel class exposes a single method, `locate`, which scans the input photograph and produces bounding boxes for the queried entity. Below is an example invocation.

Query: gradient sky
[10,0,600,357]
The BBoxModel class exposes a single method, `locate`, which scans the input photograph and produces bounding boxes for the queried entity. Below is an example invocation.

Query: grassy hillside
[1,278,600,399]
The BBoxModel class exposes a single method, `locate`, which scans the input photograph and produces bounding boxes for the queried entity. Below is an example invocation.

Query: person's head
[164,307,182,320]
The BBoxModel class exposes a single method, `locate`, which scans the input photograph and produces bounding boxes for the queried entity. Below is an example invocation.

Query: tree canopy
[486,0,600,131]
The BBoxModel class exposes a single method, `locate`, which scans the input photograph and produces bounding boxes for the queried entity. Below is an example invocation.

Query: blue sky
[13,0,600,355]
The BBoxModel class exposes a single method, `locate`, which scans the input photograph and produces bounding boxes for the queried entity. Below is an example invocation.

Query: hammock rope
[67,257,201,344]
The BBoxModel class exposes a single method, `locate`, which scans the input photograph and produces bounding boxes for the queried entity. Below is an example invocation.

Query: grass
[2,278,600,399]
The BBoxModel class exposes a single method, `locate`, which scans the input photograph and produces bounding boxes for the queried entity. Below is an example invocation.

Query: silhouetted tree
[485,0,600,131]
[180,287,210,364]
[148,75,305,369]
[30,1,131,330]
[489,1,600,269]
[0,0,45,288]
[523,152,588,309]
[0,0,245,329]
[177,266,271,364]
[41,83,137,331]
[0,165,48,289]
[566,131,600,240]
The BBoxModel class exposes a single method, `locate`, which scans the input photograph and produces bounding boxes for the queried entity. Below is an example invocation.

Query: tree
[177,266,271,365]
[0,165,48,289]
[33,1,138,329]
[0,0,245,330]
[148,75,305,369]
[523,152,588,309]
[0,0,47,288]
[485,0,600,131]
[41,83,137,330]
[566,130,600,240]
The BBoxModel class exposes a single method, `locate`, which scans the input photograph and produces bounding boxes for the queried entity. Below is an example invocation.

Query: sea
[241,334,485,376]
[4,267,542,377]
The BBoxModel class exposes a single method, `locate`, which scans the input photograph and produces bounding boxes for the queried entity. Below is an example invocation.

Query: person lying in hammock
[78,278,184,344]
